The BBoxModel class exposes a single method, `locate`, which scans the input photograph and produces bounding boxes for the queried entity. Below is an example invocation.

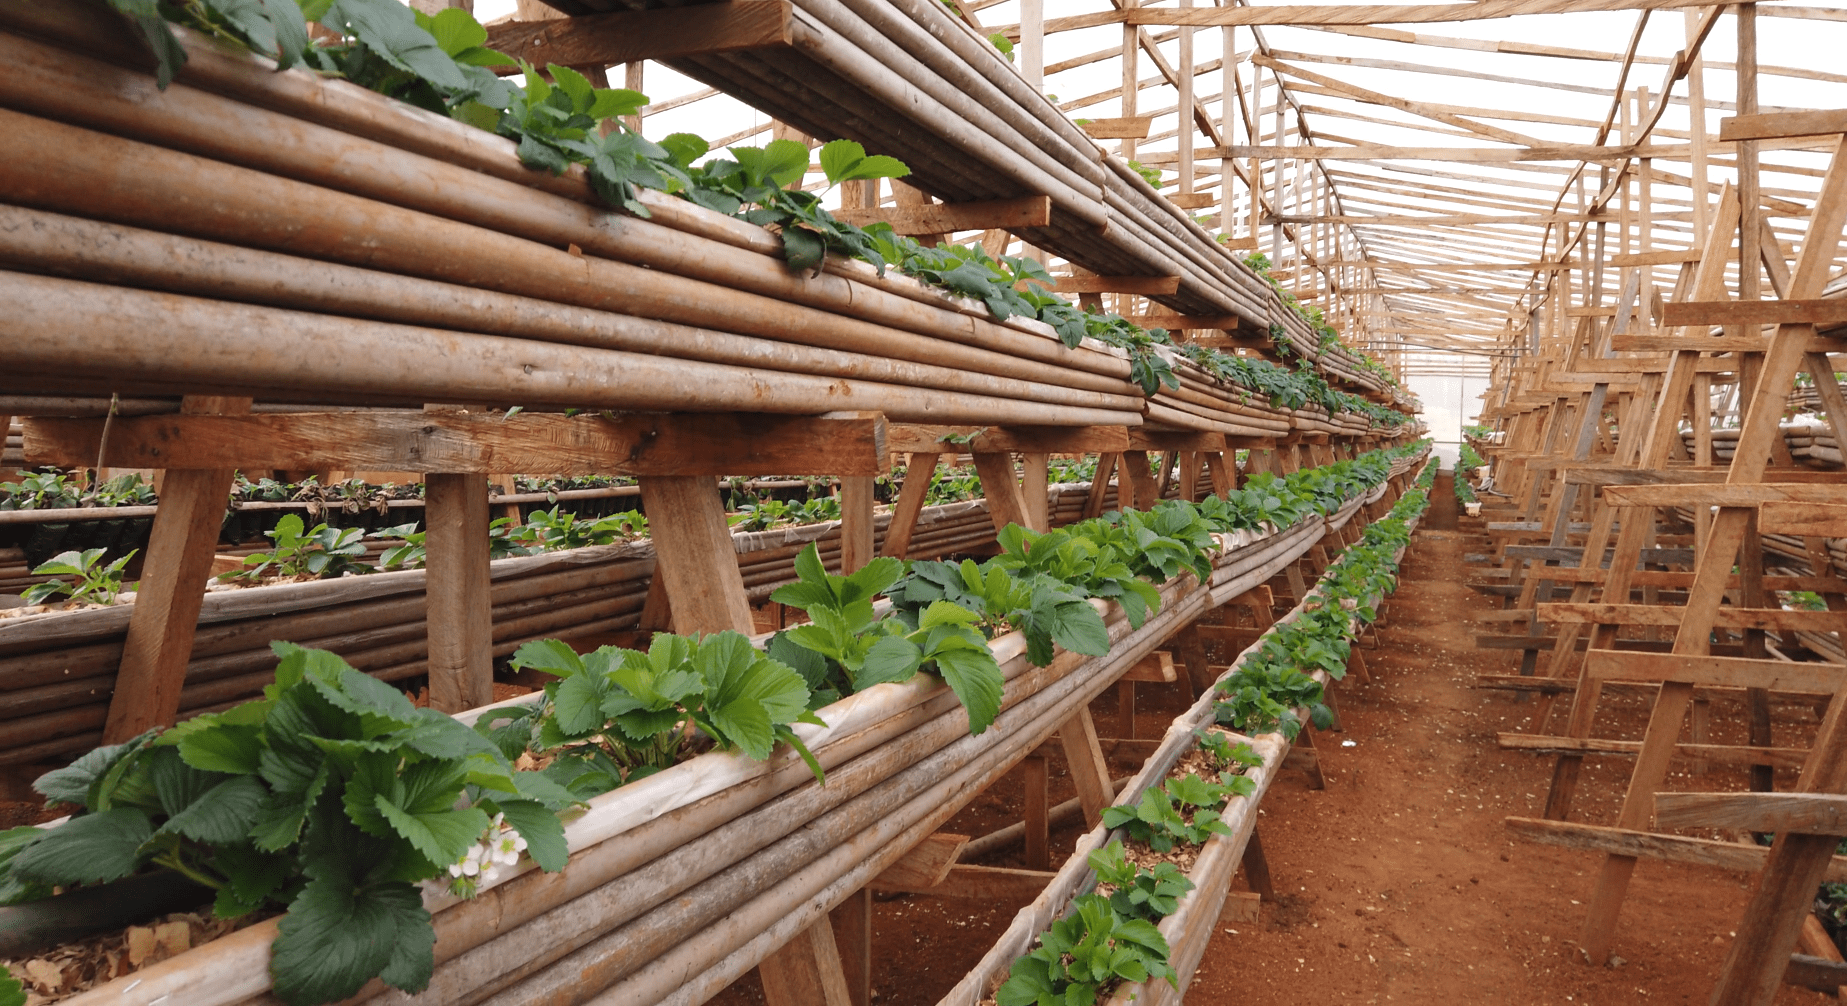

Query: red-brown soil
[712,473,1838,1004]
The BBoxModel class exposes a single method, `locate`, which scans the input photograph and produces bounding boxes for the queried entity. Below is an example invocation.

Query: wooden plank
[1213,143,1686,163]
[758,918,854,1006]
[830,888,871,1006]
[1655,793,1847,834]
[1122,650,1178,683]
[1124,313,1244,331]
[425,472,494,713]
[972,452,1032,534]
[1661,299,1847,328]
[868,833,970,891]
[1506,816,1847,882]
[1583,649,1846,695]
[881,453,938,559]
[832,196,1052,234]
[1540,602,1847,633]
[26,411,889,476]
[1079,117,1155,139]
[885,424,1128,455]
[840,476,876,575]
[889,864,1055,901]
[1052,274,1179,295]
[104,395,249,741]
[1022,754,1048,871]
[1020,453,1050,533]
[1611,333,1847,353]
[1761,500,1847,539]
[1722,110,1847,141]
[1125,0,1770,24]
[1221,891,1262,924]
[1498,734,1810,769]
[1786,954,1847,993]
[1126,429,1226,452]
[1058,706,1115,828]
[485,1,794,71]
[1602,483,1847,508]
[638,475,755,634]
[1609,248,1706,266]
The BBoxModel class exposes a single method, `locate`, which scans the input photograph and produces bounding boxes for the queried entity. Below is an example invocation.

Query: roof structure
[491,0,1847,379]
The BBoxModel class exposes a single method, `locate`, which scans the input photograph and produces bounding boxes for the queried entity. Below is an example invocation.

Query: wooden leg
[1058,706,1116,828]
[1020,452,1049,532]
[971,452,1031,535]
[1121,450,1158,511]
[1348,646,1371,684]
[425,472,494,713]
[881,452,939,559]
[759,917,854,1006]
[1117,680,1135,739]
[1323,686,1343,732]
[1177,450,1198,502]
[1084,453,1117,519]
[105,395,248,741]
[638,566,672,632]
[1175,626,1213,696]
[1284,563,1309,606]
[1295,729,1328,790]
[639,475,754,635]
[1204,451,1234,496]
[1241,826,1277,899]
[1022,755,1049,870]
[1155,450,1179,501]
[840,475,876,575]
[830,887,872,1006]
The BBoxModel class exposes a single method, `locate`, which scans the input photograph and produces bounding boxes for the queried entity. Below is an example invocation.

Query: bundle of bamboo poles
[0,10,1153,426]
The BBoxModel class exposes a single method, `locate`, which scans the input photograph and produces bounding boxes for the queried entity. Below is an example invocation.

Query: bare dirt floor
[712,473,1835,1006]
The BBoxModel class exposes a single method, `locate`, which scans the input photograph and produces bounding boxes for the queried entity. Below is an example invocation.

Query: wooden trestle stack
[1468,95,1847,1000]
[0,4,1427,1006]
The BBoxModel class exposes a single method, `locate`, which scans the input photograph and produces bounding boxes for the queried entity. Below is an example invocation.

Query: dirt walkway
[1186,476,1830,1005]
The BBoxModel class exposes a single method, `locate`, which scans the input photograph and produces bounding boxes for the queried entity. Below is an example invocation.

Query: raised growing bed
[39,481,1346,1006]
[941,449,1433,1006]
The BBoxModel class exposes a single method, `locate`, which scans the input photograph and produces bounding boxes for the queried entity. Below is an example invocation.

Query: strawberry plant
[770,547,1005,734]
[1194,728,1264,771]
[21,548,137,606]
[0,644,573,1005]
[1100,772,1246,852]
[508,631,824,783]
[221,514,371,581]
[1088,839,1194,922]
[994,893,1174,1006]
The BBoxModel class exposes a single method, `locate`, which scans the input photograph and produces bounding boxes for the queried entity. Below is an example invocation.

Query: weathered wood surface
[1654,792,1847,835]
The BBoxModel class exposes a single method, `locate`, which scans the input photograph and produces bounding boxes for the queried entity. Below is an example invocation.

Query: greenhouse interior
[3,0,1847,1001]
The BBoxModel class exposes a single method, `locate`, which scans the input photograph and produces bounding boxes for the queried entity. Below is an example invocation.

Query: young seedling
[21,548,137,606]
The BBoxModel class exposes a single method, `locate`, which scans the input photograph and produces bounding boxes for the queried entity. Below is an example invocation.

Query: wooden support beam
[425,472,494,712]
[885,425,1129,455]
[638,475,755,634]
[868,833,970,891]
[1022,754,1049,871]
[1126,429,1227,452]
[1655,792,1847,834]
[1507,816,1847,882]
[1020,453,1050,533]
[25,411,889,476]
[1051,274,1180,295]
[759,917,854,1006]
[1079,117,1154,139]
[875,864,1055,901]
[103,395,249,742]
[832,196,1052,235]
[840,476,876,575]
[1602,483,1847,509]
[1583,650,1846,696]
[971,452,1032,534]
[1721,109,1847,141]
[1124,313,1244,330]
[1123,0,1774,26]
[1661,299,1847,328]
[1058,706,1116,828]
[881,452,939,559]
[485,1,795,73]
[1499,734,1809,770]
[830,888,871,1006]
[1540,602,1847,634]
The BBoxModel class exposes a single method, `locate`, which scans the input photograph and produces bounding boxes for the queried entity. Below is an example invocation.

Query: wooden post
[1117,680,1136,740]
[104,395,249,741]
[1084,453,1118,518]
[1120,450,1158,511]
[638,475,754,634]
[972,452,1031,535]
[759,916,854,1006]
[829,888,872,1006]
[840,475,875,575]
[1022,754,1049,870]
[425,472,494,712]
[1058,706,1116,827]
[1241,826,1277,899]
[1204,451,1235,496]
[1020,453,1050,532]
[881,453,939,559]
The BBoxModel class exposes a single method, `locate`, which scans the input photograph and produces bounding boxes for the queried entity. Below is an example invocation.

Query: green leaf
[759,138,811,187]
[782,226,826,272]
[0,970,23,1006]
[550,670,610,736]
[929,645,1003,735]
[177,722,264,775]
[375,799,489,869]
[836,154,910,182]
[853,634,922,690]
[660,132,709,168]
[492,798,567,872]
[272,872,432,1005]
[588,87,649,120]
[33,730,154,808]
[509,638,583,678]
[249,763,328,851]
[9,808,151,886]
[421,5,485,54]
[160,775,268,845]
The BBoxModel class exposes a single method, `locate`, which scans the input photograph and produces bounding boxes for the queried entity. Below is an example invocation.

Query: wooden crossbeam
[1601,483,1847,509]
[1721,110,1847,141]
[1661,299,1847,328]
[884,425,1129,455]
[1499,734,1809,769]
[1215,143,1687,162]
[1506,817,1847,882]
[24,411,888,476]
[1121,0,1789,25]
[1053,275,1181,295]
[833,196,1051,234]
[1583,650,1846,695]
[484,1,794,72]
[1655,793,1847,834]
[1612,333,1847,352]
[1540,602,1847,634]
[1124,313,1243,330]
[1079,117,1154,139]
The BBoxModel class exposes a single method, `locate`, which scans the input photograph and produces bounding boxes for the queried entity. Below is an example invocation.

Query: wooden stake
[840,476,875,575]
[638,475,753,635]
[425,472,494,712]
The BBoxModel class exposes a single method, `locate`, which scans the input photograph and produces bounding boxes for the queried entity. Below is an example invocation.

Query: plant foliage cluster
[1214,453,1435,739]
[997,730,1261,1005]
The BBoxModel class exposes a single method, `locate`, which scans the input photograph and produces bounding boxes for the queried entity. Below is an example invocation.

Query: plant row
[993,455,1433,1005]
[107,0,1404,411]
[0,443,1421,1003]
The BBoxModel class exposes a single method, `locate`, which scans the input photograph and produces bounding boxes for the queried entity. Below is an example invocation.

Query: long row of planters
[0,3,1412,439]
[955,457,1438,1006]
[0,443,1428,1006]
